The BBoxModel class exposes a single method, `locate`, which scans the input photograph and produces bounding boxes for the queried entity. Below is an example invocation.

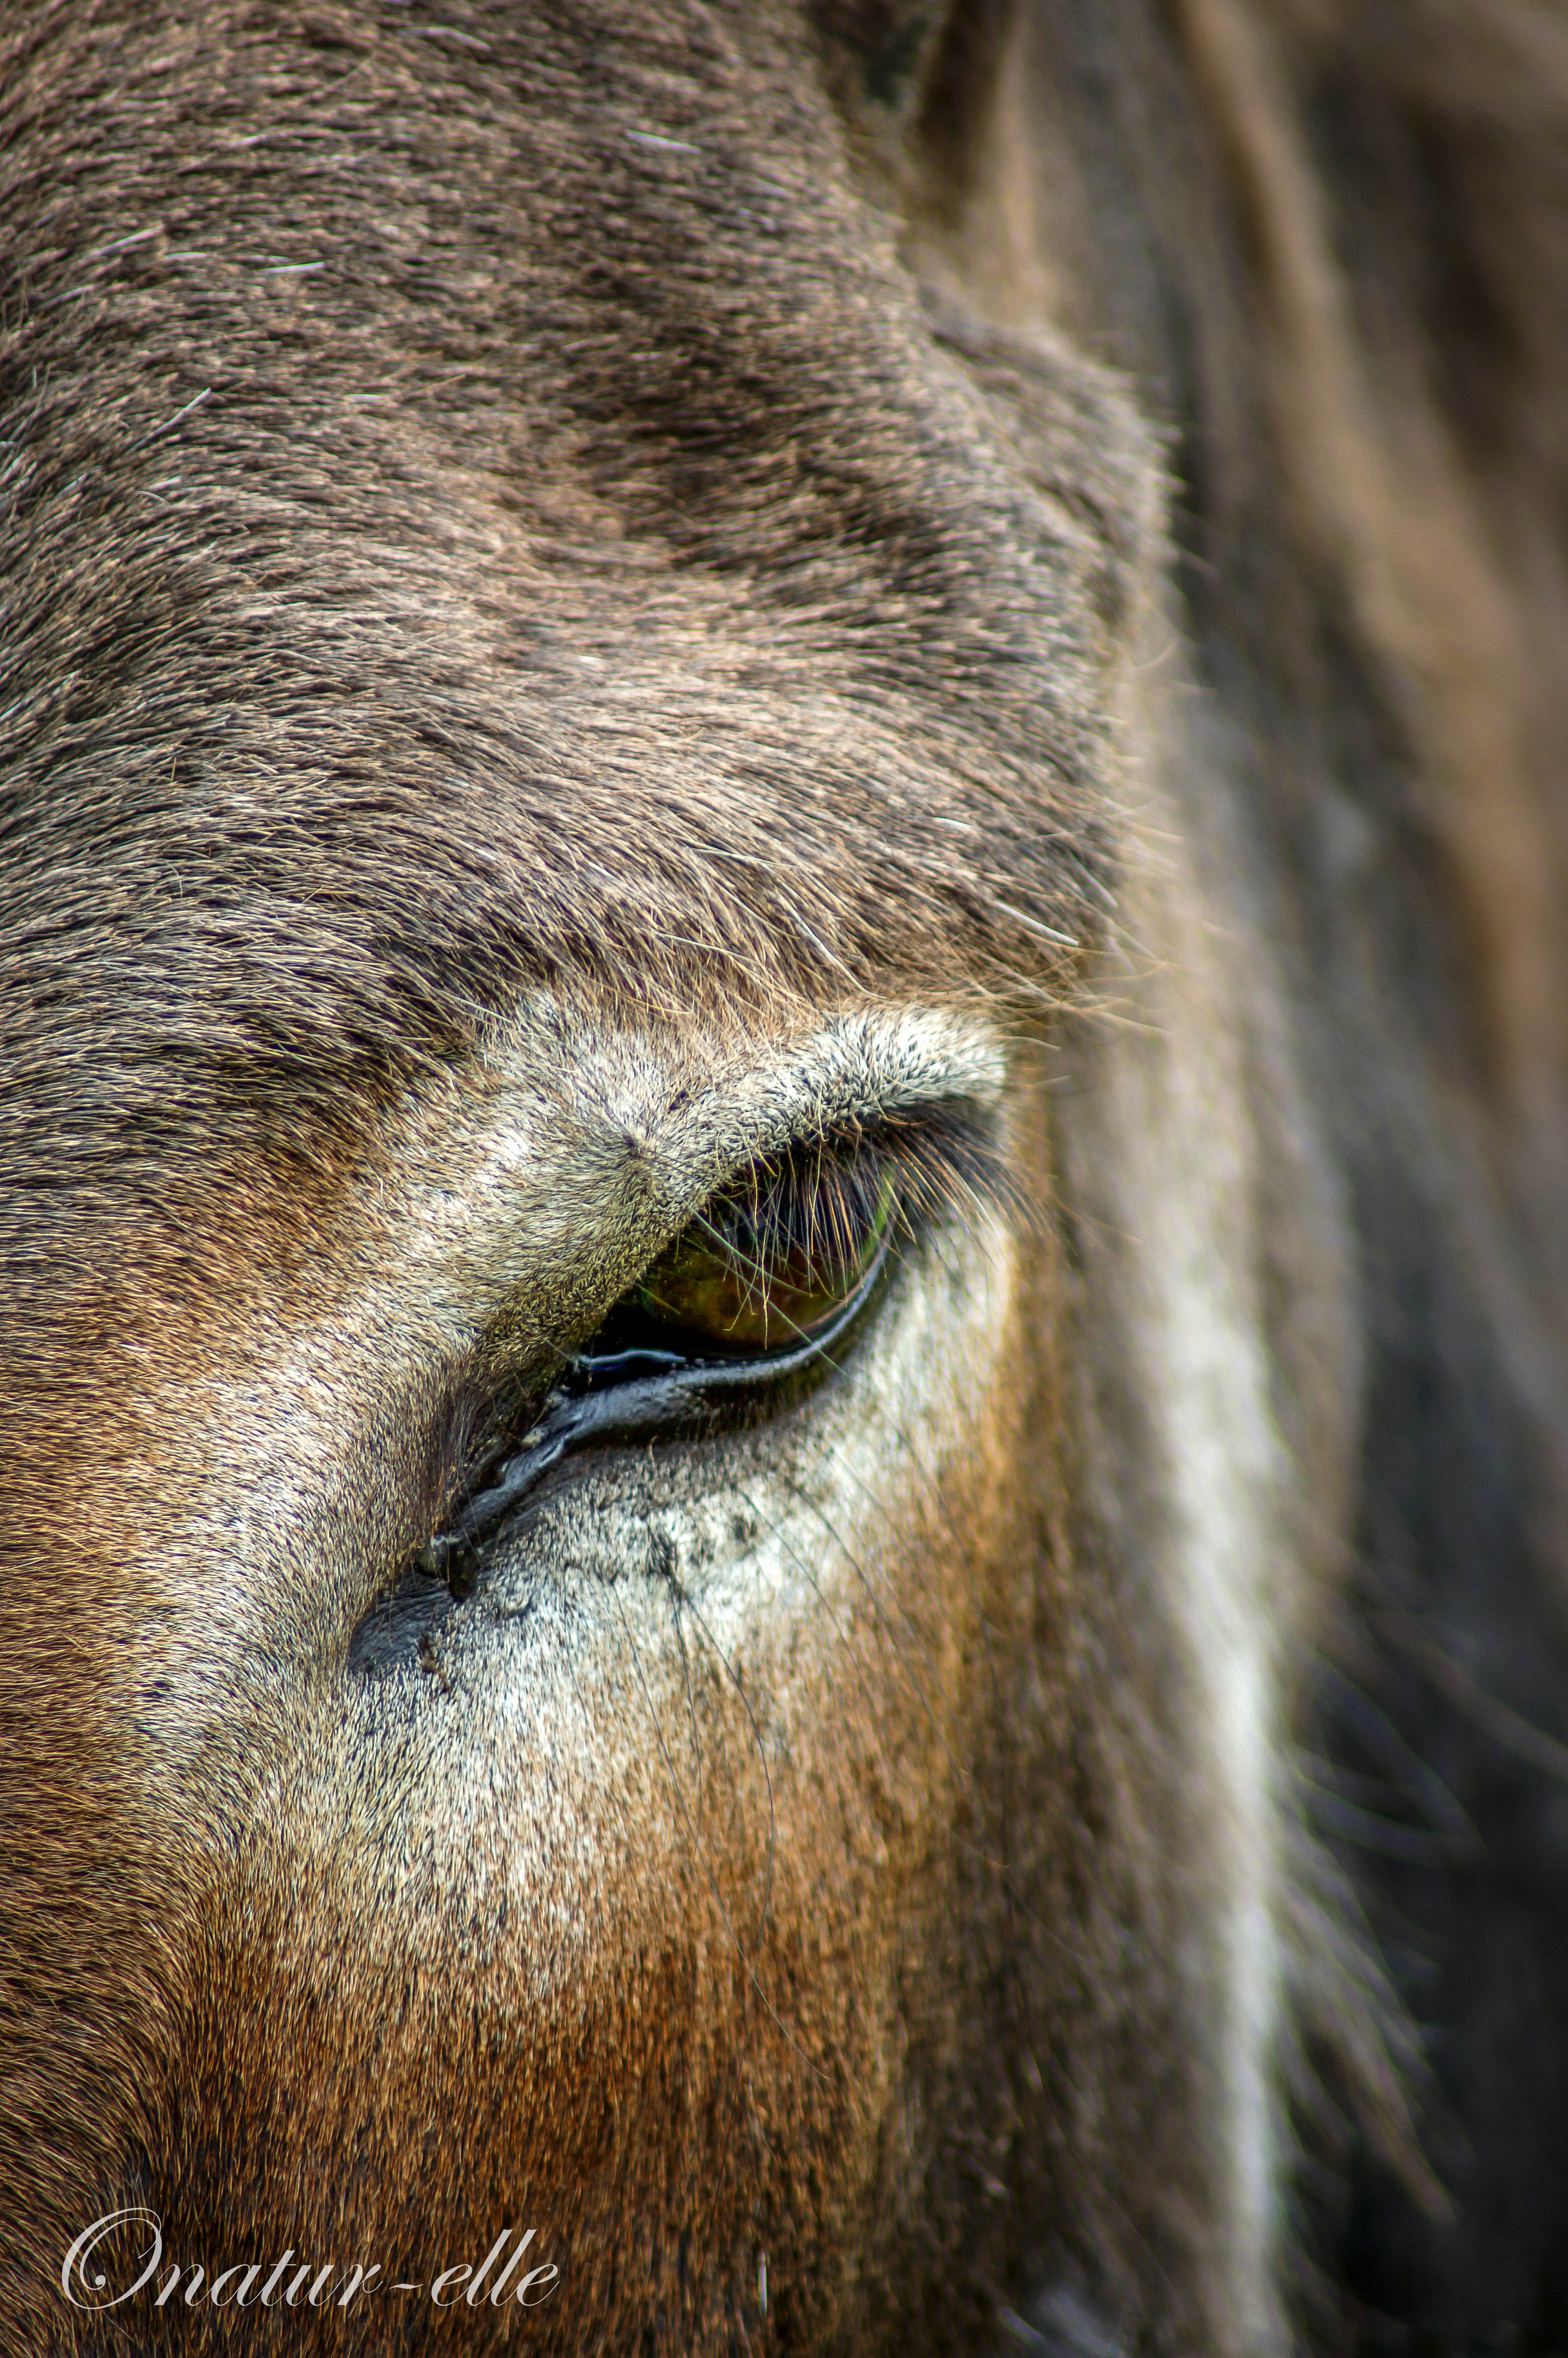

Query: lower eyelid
[409,1212,905,1590]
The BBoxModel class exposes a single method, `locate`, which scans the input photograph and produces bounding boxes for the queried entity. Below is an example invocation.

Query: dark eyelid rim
[413,1220,896,1586]
[409,1093,1009,1591]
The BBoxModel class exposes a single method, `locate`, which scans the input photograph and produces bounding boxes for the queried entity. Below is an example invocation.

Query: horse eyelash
[412,1102,1016,1558]
[703,1098,1019,1281]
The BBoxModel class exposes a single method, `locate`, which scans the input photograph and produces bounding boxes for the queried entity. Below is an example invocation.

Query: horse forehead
[0,3,1159,1226]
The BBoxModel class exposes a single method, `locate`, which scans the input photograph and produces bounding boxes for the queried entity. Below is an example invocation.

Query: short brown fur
[5,4,1568,2353]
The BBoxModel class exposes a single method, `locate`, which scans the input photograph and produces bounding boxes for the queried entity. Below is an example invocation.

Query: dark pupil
[633,1162,895,1354]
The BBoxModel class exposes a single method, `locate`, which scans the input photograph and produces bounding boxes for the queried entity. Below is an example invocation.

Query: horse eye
[622,1158,899,1356]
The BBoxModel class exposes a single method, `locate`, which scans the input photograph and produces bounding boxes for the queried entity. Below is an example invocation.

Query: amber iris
[632,1164,898,1354]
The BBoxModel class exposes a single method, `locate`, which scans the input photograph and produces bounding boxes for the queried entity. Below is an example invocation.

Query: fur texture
[2,2,1566,2352]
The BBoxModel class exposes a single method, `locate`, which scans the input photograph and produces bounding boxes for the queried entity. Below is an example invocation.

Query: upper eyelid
[371,1012,1004,1336]
[643,1012,1005,1199]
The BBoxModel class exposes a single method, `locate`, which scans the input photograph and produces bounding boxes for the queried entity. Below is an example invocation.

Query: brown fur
[4,3,1568,2352]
